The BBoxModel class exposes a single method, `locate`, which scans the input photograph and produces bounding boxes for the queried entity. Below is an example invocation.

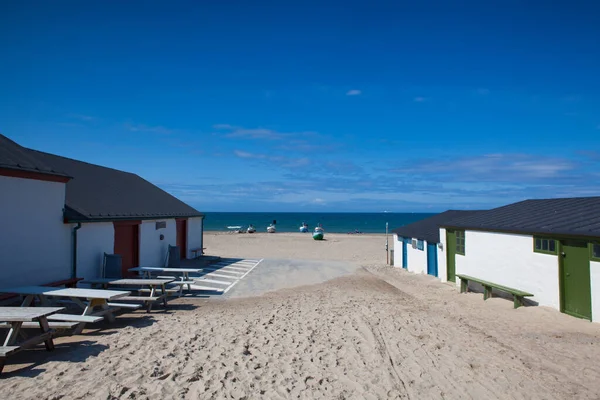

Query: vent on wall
[156,221,166,230]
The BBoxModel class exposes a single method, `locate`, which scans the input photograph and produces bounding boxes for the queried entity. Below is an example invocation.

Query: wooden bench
[106,302,142,310]
[190,248,205,259]
[456,274,534,308]
[0,321,78,330]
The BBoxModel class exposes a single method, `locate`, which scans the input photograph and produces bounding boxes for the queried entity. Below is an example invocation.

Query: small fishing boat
[247,224,256,233]
[267,223,276,233]
[313,224,324,240]
[299,222,309,233]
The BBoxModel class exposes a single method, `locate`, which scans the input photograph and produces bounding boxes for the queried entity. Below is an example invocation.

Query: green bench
[456,274,534,309]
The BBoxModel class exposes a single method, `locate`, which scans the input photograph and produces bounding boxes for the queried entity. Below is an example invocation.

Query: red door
[176,219,187,260]
[114,221,140,277]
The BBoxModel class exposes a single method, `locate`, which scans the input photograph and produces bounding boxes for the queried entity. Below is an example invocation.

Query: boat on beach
[267,223,276,233]
[299,222,309,233]
[247,224,256,233]
[313,224,324,240]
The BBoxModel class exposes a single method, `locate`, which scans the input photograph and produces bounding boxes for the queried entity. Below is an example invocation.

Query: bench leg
[513,295,523,309]
[483,285,492,300]
[460,279,468,293]
[38,317,55,351]
[0,358,5,375]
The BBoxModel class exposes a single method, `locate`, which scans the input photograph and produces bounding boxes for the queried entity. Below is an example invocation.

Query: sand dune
[2,234,600,399]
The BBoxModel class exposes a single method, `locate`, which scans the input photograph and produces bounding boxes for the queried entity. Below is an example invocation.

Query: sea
[203,212,436,234]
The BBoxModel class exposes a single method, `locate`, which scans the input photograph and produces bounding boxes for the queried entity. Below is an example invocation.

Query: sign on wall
[155,221,166,230]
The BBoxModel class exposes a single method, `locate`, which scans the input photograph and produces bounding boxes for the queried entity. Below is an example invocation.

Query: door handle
[561,252,566,257]
[566,273,570,277]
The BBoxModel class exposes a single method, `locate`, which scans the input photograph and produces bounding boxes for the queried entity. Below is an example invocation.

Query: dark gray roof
[392,210,483,244]
[29,150,203,222]
[443,197,600,238]
[0,134,70,178]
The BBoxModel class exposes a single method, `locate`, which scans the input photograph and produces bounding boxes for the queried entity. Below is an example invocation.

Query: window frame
[455,230,465,255]
[417,240,424,251]
[591,242,600,262]
[533,236,558,255]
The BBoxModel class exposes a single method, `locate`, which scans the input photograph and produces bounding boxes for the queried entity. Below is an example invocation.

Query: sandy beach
[2,232,600,399]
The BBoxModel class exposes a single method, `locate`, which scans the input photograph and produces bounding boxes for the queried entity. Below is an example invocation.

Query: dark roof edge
[440,224,600,240]
[64,214,204,223]
[0,164,72,179]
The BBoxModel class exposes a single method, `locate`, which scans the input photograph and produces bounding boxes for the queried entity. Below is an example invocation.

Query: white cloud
[233,150,266,159]
[413,97,427,102]
[346,89,362,96]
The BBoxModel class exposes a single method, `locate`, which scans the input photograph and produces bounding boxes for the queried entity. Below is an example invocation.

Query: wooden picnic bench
[456,274,534,308]
[0,287,132,334]
[83,278,174,312]
[129,267,203,297]
[0,307,63,374]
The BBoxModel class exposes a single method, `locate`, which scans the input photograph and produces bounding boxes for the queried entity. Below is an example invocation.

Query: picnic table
[0,307,64,374]
[83,278,174,312]
[0,286,132,334]
[128,267,203,296]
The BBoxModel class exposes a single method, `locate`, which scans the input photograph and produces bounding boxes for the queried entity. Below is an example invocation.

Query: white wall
[438,228,448,282]
[187,217,204,258]
[392,234,402,268]
[140,219,176,267]
[0,175,71,287]
[407,241,427,274]
[76,222,115,279]
[591,260,600,323]
[455,230,560,309]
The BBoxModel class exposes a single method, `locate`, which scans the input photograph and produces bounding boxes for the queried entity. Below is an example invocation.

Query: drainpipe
[72,223,82,278]
[200,216,204,255]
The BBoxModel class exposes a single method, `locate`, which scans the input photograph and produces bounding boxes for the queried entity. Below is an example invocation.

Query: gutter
[72,223,82,278]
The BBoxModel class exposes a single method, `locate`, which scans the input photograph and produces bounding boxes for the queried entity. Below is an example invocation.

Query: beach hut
[0,134,204,287]
[439,197,600,322]
[392,211,482,277]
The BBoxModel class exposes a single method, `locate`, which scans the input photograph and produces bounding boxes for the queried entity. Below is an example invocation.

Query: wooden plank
[106,302,142,310]
[0,321,78,330]
[85,278,174,285]
[48,314,103,323]
[0,307,64,322]
[0,286,130,300]
[0,346,20,357]
[119,296,159,302]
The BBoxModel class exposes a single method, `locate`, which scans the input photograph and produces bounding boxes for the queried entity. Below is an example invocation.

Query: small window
[412,239,417,249]
[534,236,558,255]
[417,240,424,251]
[592,243,600,261]
[456,230,465,255]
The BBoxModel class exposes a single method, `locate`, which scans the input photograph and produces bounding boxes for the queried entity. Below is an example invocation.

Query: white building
[392,210,481,277]
[0,134,204,287]
[439,197,600,322]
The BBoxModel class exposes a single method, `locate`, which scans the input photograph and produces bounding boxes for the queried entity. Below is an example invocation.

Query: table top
[0,286,131,300]
[85,278,174,285]
[0,307,65,322]
[129,267,203,273]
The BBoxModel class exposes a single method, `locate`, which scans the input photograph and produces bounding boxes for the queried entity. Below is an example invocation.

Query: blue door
[402,237,410,269]
[427,243,438,277]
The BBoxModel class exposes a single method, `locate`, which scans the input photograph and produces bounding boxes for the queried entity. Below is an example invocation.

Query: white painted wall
[0,175,71,287]
[407,240,427,274]
[591,260,600,323]
[76,222,114,279]
[454,230,560,309]
[392,234,402,267]
[187,217,204,258]
[140,219,176,267]
[438,228,448,282]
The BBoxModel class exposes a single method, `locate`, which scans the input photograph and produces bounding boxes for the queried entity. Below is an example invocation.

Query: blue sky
[1,1,599,212]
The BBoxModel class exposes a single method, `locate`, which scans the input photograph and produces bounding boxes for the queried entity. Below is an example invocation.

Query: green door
[446,230,457,282]
[560,240,592,320]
